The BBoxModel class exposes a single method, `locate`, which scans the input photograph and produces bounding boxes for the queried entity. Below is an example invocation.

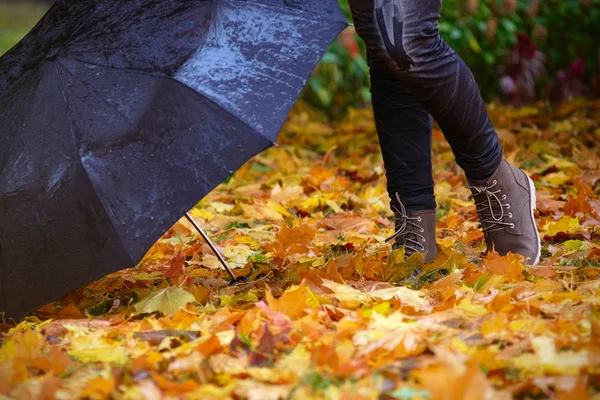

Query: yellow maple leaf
[546,216,580,236]
[457,294,488,316]
[544,171,571,186]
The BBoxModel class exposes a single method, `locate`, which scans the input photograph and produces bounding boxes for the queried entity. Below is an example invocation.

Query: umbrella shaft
[185,213,236,280]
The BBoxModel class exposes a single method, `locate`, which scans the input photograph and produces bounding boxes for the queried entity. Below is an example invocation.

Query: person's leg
[349,0,435,212]
[348,0,438,262]
[373,0,502,180]
[371,0,540,264]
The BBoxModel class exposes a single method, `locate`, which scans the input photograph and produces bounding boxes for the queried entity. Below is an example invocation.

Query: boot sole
[527,175,541,266]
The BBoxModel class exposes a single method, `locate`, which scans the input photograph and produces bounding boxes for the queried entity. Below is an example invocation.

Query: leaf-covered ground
[1,100,600,399]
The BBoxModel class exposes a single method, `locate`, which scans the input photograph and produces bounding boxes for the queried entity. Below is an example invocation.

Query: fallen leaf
[134,288,198,316]
[165,251,186,280]
[370,287,432,312]
[546,216,580,236]
[265,284,308,320]
[483,252,524,280]
[80,376,116,400]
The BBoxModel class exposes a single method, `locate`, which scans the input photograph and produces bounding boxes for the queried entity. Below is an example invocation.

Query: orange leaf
[482,252,524,281]
[266,223,316,258]
[11,358,28,383]
[196,334,223,356]
[39,375,62,400]
[300,259,345,285]
[0,375,11,396]
[30,347,71,376]
[81,376,116,400]
[417,362,493,400]
[265,284,308,320]
[488,289,514,313]
[50,303,84,319]
[557,377,591,400]
[564,191,597,218]
[131,353,161,373]
[152,374,197,394]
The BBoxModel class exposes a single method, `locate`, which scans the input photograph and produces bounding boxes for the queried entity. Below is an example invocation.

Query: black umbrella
[0,0,347,320]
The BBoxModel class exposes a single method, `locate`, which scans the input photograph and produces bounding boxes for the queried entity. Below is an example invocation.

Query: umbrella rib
[53,62,137,268]
[0,72,40,180]
[63,56,277,146]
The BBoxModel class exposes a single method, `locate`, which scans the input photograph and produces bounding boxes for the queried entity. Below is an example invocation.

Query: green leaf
[468,37,482,54]
[500,18,518,34]
[251,163,271,173]
[134,288,198,316]
[315,87,333,108]
[564,240,583,252]
[388,387,430,399]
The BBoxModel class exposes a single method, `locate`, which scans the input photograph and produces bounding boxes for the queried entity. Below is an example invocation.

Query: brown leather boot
[469,160,541,265]
[386,193,438,262]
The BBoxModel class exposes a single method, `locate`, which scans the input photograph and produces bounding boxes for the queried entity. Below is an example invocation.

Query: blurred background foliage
[1,0,598,116]
[0,2,48,56]
[303,0,600,115]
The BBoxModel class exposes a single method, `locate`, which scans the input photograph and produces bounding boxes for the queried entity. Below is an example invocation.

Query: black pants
[348,0,503,211]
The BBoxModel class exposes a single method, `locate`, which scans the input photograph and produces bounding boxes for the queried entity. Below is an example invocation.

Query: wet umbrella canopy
[0,0,347,319]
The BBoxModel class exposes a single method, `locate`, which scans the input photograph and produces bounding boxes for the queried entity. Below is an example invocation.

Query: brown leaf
[320,213,378,234]
[249,323,275,367]
[165,251,186,280]
[527,266,558,279]
[133,330,201,346]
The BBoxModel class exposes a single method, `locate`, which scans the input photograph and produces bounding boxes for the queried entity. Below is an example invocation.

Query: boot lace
[470,179,514,232]
[385,195,426,255]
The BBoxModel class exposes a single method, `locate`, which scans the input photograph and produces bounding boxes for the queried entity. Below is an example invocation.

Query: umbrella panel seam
[53,61,137,267]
